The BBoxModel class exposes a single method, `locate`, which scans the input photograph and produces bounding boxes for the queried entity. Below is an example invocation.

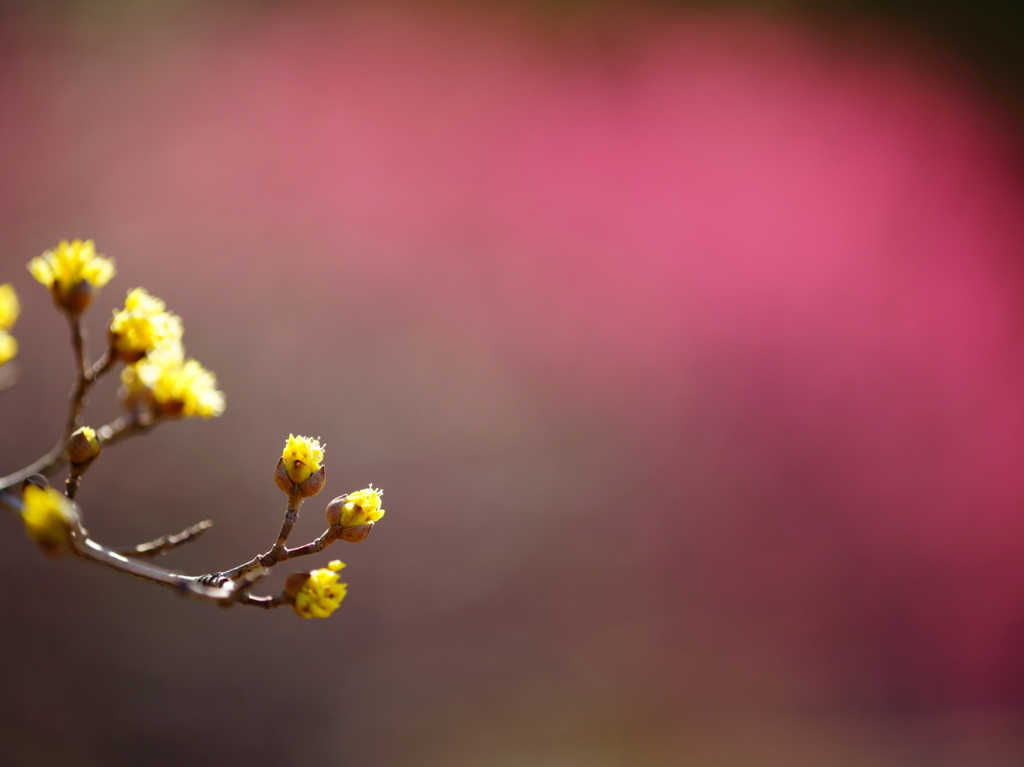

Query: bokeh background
[3,0,1024,764]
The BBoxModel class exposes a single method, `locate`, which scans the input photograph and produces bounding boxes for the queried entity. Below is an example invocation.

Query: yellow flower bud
[109,287,183,363]
[21,484,78,557]
[67,426,101,467]
[276,435,326,496]
[281,434,323,485]
[325,487,385,528]
[28,239,114,315]
[292,560,347,619]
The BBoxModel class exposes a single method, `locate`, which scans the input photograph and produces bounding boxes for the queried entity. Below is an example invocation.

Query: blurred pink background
[2,2,1024,764]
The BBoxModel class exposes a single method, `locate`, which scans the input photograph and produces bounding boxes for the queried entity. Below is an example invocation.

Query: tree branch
[112,519,214,559]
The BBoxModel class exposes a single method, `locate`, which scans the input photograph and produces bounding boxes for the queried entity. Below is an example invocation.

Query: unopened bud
[67,426,101,467]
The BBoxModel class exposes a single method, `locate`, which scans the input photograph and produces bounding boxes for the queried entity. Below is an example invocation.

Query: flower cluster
[327,486,385,528]
[28,239,114,315]
[291,560,348,619]
[108,289,223,420]
[0,283,18,366]
[23,239,225,420]
[4,238,388,620]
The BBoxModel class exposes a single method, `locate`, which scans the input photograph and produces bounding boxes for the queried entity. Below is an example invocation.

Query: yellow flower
[0,283,19,330]
[336,486,385,528]
[21,484,77,556]
[282,434,324,486]
[28,239,115,314]
[122,344,225,418]
[0,331,16,366]
[109,287,183,361]
[0,285,19,363]
[292,561,347,619]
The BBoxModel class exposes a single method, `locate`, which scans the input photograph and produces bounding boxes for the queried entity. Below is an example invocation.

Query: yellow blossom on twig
[121,344,225,418]
[281,434,324,486]
[109,287,183,362]
[28,240,114,314]
[292,560,347,619]
[21,484,77,556]
[331,486,385,528]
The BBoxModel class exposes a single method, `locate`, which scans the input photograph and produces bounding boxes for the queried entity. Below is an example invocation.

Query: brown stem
[0,332,121,494]
[0,413,157,494]
[88,351,116,381]
[112,519,214,559]
[3,487,332,610]
[0,444,67,492]
[236,592,291,610]
[274,492,305,547]
[64,346,115,440]
[96,413,158,448]
[219,526,341,581]
[9,494,260,605]
[0,488,20,516]
[64,317,89,438]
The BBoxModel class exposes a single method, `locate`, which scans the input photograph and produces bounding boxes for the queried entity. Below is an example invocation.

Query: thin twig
[64,344,115,440]
[65,473,82,499]
[274,491,304,548]
[0,328,121,494]
[88,352,116,382]
[64,317,89,439]
[112,519,214,559]
[4,483,339,610]
[2,487,238,601]
[0,488,20,516]
[0,444,67,492]
[75,535,235,600]
[218,526,341,581]
[0,413,156,493]
[235,592,291,610]
[96,413,159,448]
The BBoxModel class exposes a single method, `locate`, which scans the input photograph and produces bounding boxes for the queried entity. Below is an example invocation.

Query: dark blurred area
[3,0,1024,765]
